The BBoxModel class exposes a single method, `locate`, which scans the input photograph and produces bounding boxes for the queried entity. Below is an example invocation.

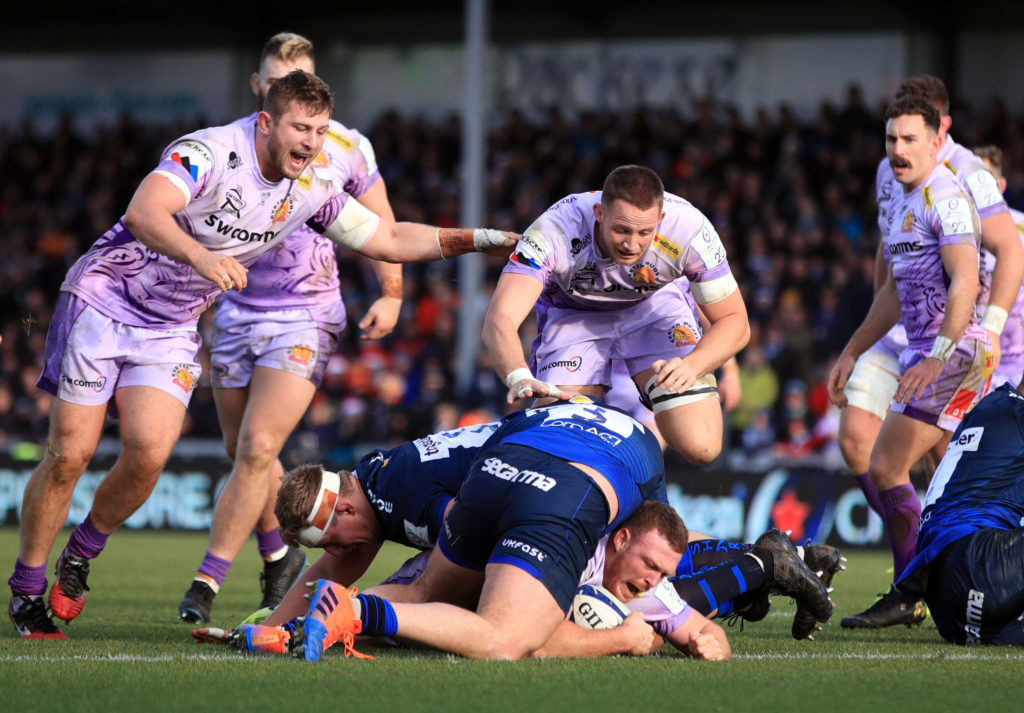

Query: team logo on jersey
[61,374,107,393]
[669,323,697,347]
[258,191,272,207]
[271,197,291,224]
[653,234,681,259]
[167,140,213,183]
[901,211,915,233]
[227,151,242,170]
[288,345,313,365]
[570,234,592,255]
[220,186,246,218]
[171,365,197,392]
[311,151,330,170]
[212,363,229,379]
[630,264,658,284]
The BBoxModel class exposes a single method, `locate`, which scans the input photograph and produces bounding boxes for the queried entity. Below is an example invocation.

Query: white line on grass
[735,651,1024,661]
[4,651,1024,663]
[1,653,263,663]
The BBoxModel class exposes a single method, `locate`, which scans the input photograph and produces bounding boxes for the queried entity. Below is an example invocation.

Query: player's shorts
[439,443,611,612]
[924,528,1024,645]
[890,337,993,432]
[38,292,202,411]
[531,283,702,389]
[603,361,653,424]
[208,300,344,389]
[844,340,901,420]
[381,551,431,586]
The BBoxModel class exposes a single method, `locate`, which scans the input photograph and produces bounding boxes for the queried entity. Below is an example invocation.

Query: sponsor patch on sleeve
[651,578,687,615]
[935,197,974,237]
[691,220,727,269]
[964,169,1005,210]
[166,140,214,183]
[511,226,552,270]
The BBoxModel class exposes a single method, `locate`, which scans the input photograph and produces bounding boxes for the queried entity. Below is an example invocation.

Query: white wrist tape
[928,336,956,364]
[981,305,1008,335]
[296,469,341,547]
[435,229,447,260]
[505,368,534,389]
[473,228,509,251]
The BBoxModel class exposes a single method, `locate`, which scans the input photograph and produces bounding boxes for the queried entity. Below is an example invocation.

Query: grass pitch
[1,528,1021,713]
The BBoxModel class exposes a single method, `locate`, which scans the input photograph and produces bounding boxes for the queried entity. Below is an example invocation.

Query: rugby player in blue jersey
[895,377,1024,645]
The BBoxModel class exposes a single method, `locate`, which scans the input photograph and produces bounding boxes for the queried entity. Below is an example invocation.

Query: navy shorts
[925,528,1024,645]
[439,444,610,612]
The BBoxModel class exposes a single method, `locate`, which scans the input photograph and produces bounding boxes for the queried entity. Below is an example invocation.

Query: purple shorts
[208,300,344,389]
[891,337,994,432]
[531,283,701,387]
[38,292,202,410]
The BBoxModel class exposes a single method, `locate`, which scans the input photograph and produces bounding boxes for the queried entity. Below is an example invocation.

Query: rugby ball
[571,584,631,630]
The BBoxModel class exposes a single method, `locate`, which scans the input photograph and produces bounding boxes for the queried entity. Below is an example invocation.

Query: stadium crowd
[1,88,1022,465]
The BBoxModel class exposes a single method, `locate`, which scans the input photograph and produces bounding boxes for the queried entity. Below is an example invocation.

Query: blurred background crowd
[2,86,1022,467]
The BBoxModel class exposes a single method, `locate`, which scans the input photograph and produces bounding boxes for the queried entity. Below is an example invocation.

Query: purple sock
[855,472,884,518]
[8,559,48,597]
[197,552,233,587]
[65,514,110,560]
[879,483,922,580]
[256,529,287,560]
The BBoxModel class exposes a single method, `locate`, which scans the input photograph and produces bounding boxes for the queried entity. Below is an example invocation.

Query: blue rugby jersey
[488,397,667,528]
[898,383,1024,593]
[356,422,498,549]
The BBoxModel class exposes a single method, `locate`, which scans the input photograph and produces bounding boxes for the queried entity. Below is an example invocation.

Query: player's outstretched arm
[531,612,663,658]
[124,173,249,291]
[319,198,517,263]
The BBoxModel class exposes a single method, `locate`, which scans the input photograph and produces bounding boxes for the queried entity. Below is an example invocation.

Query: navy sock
[356,593,398,637]
[670,555,765,618]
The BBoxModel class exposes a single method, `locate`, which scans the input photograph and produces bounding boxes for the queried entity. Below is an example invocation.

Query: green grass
[1,528,1021,713]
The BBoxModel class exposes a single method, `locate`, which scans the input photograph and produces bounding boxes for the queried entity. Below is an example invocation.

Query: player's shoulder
[323,119,364,154]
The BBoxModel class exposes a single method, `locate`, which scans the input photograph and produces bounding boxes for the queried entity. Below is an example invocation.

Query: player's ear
[612,527,630,552]
[249,73,261,98]
[593,202,603,222]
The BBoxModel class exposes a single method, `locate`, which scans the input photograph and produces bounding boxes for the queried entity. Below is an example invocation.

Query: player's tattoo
[437,228,473,259]
[380,275,403,300]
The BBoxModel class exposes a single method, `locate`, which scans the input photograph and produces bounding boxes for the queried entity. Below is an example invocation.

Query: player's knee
[39,448,91,488]
[235,432,282,470]
[676,439,721,465]
[837,431,870,471]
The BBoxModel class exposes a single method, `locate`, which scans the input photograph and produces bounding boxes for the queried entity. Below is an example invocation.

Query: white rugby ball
[571,584,631,630]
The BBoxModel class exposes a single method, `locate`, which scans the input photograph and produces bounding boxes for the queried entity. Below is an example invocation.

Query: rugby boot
[178,580,216,624]
[48,552,90,623]
[793,543,846,640]
[259,546,307,609]
[840,587,927,629]
[750,529,833,623]
[303,579,371,661]
[9,595,66,640]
